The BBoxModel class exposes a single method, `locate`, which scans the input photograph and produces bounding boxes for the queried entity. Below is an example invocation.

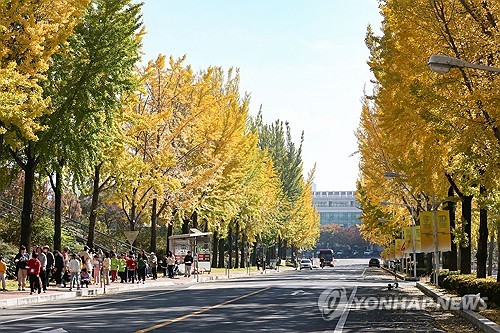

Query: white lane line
[1,289,178,325]
[334,286,357,333]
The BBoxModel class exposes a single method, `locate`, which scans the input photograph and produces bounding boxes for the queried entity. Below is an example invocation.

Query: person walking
[149,252,158,280]
[118,253,127,283]
[14,245,29,291]
[166,251,175,278]
[68,254,81,291]
[183,251,193,277]
[137,254,147,284]
[0,255,7,291]
[36,246,47,293]
[27,252,41,295]
[53,250,65,287]
[92,254,101,285]
[126,254,137,283]
[62,247,71,287]
[110,252,119,282]
[161,254,168,278]
[43,245,54,287]
[102,252,111,285]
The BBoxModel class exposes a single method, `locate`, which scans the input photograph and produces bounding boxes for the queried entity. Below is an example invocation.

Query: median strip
[135,287,272,333]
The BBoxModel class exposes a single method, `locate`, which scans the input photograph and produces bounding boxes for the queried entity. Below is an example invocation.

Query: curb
[0,280,176,308]
[0,268,287,309]
[416,282,500,333]
[381,266,419,281]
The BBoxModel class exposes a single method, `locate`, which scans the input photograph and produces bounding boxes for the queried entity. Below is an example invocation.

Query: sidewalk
[0,268,288,308]
[416,281,500,333]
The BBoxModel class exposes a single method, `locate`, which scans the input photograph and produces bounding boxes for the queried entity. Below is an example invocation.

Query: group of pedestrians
[13,245,55,294]
[10,244,167,294]
[6,244,202,295]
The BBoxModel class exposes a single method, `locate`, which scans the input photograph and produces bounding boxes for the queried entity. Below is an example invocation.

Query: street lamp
[380,201,417,279]
[428,54,500,74]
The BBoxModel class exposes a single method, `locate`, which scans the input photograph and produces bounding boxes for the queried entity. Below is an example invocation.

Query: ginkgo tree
[0,0,89,247]
[358,0,500,279]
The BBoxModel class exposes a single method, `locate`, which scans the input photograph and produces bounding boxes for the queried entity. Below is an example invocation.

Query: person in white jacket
[68,254,81,291]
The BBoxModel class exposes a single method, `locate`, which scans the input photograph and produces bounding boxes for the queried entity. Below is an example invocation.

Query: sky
[140,1,383,191]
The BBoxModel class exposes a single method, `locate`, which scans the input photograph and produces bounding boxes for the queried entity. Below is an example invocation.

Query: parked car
[299,259,313,270]
[363,250,373,256]
[368,258,380,267]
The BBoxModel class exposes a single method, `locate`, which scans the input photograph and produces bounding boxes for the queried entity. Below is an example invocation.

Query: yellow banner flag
[419,211,434,253]
[404,225,422,253]
[395,239,403,258]
[436,210,451,252]
[414,225,421,253]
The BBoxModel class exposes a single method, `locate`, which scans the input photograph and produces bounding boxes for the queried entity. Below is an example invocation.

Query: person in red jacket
[27,252,41,295]
[126,254,137,283]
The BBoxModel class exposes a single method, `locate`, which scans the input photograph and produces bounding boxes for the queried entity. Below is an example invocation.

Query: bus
[317,249,334,267]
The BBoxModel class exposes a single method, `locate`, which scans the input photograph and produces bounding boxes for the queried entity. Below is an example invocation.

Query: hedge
[438,270,500,306]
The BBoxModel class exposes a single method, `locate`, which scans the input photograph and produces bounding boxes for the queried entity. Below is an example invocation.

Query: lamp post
[380,201,417,279]
[428,54,500,74]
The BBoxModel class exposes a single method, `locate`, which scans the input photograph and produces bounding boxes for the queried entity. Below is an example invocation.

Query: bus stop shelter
[169,229,212,276]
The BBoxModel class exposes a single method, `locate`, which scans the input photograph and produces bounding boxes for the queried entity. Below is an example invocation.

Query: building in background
[312,191,361,227]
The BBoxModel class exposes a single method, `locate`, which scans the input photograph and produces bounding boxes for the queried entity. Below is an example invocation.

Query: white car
[299,259,313,270]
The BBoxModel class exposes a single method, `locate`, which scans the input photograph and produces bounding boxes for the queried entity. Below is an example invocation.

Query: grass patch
[479,308,500,324]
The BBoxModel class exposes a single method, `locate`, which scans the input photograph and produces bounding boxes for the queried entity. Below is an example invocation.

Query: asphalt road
[0,259,479,333]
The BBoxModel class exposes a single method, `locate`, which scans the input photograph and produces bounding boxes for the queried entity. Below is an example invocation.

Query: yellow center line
[135,287,271,333]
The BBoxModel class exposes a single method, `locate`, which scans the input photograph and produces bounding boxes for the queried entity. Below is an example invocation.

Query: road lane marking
[334,286,357,333]
[22,329,68,333]
[135,287,271,333]
[1,289,179,325]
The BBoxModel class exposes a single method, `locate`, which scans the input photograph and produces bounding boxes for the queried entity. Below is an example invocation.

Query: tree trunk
[150,198,157,253]
[182,218,190,234]
[476,187,488,278]
[166,222,173,254]
[425,253,433,276]
[277,236,282,259]
[20,154,36,248]
[53,170,63,251]
[461,196,472,274]
[212,230,218,268]
[240,234,246,268]
[487,230,494,276]
[251,242,257,265]
[497,223,500,282]
[87,164,101,249]
[218,237,225,268]
[228,225,233,269]
[443,186,457,270]
[234,221,239,269]
[191,210,198,229]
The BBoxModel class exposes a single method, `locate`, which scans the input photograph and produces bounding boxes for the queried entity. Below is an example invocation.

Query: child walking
[27,252,41,295]
[80,267,91,288]
[92,254,101,285]
[68,254,81,291]
[0,255,7,291]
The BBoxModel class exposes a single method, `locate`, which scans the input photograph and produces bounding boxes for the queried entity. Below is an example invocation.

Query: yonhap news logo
[317,287,348,321]
[317,288,487,320]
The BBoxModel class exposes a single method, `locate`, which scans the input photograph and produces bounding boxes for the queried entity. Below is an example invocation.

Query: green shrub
[438,271,500,306]
[0,239,18,279]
